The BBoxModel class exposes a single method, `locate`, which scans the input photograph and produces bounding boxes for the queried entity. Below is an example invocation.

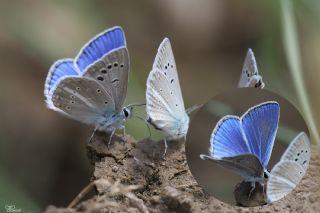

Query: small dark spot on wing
[112,79,119,83]
[97,76,104,81]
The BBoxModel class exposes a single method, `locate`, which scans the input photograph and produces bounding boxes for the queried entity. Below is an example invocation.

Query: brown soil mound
[45,132,320,213]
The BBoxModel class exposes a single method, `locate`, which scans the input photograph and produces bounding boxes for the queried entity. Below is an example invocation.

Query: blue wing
[44,59,79,99]
[210,115,251,159]
[241,101,279,168]
[75,26,126,73]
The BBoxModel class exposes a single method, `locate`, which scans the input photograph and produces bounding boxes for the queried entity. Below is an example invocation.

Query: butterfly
[266,132,310,203]
[146,38,199,156]
[200,101,279,190]
[238,49,265,89]
[44,26,132,145]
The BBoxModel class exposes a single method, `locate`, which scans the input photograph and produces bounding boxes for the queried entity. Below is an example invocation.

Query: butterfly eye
[255,81,261,88]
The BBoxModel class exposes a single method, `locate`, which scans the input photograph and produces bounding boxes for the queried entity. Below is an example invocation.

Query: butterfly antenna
[186,104,203,115]
[132,115,152,138]
[127,103,146,108]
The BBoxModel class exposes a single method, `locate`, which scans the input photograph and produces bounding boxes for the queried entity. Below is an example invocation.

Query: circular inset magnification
[186,88,309,206]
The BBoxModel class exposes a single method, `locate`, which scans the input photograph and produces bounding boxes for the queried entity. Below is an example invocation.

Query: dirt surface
[45,132,320,213]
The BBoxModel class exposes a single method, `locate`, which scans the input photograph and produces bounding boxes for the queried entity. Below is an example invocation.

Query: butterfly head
[122,106,133,120]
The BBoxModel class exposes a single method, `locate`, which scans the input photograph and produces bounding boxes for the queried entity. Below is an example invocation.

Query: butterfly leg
[122,126,127,142]
[146,123,152,139]
[107,129,116,149]
[248,181,256,200]
[162,138,168,159]
[88,126,98,144]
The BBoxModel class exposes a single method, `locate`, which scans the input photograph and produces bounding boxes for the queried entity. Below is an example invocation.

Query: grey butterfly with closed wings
[238,49,265,89]
[146,38,201,156]
[266,132,310,203]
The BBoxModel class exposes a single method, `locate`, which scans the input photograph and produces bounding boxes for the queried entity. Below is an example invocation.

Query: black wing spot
[176,104,178,107]
[107,64,112,69]
[170,91,173,95]
[301,150,304,153]
[171,79,174,83]
[303,160,307,165]
[76,87,81,90]
[300,171,302,174]
[120,64,124,68]
[97,76,104,81]
[114,62,118,67]
[164,72,167,76]
[66,106,71,110]
[297,153,300,156]
[70,101,74,104]
[104,101,108,105]
[101,69,107,74]
[305,150,308,153]
[295,158,298,161]
[70,95,75,99]
[165,65,167,70]
[167,62,170,66]
[171,65,173,68]
[97,89,101,93]
[112,79,119,83]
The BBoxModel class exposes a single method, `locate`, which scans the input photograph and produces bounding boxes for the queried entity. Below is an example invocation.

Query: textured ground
[45,132,320,213]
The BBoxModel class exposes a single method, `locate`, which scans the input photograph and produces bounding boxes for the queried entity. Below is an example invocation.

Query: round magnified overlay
[186,88,309,207]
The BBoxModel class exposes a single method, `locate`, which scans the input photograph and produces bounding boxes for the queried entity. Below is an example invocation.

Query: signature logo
[5,205,22,212]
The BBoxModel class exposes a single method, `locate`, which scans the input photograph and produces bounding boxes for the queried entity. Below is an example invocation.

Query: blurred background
[186,89,309,204]
[0,0,320,212]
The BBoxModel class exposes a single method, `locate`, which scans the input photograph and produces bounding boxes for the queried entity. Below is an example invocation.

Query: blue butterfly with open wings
[200,101,280,188]
[44,26,133,144]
